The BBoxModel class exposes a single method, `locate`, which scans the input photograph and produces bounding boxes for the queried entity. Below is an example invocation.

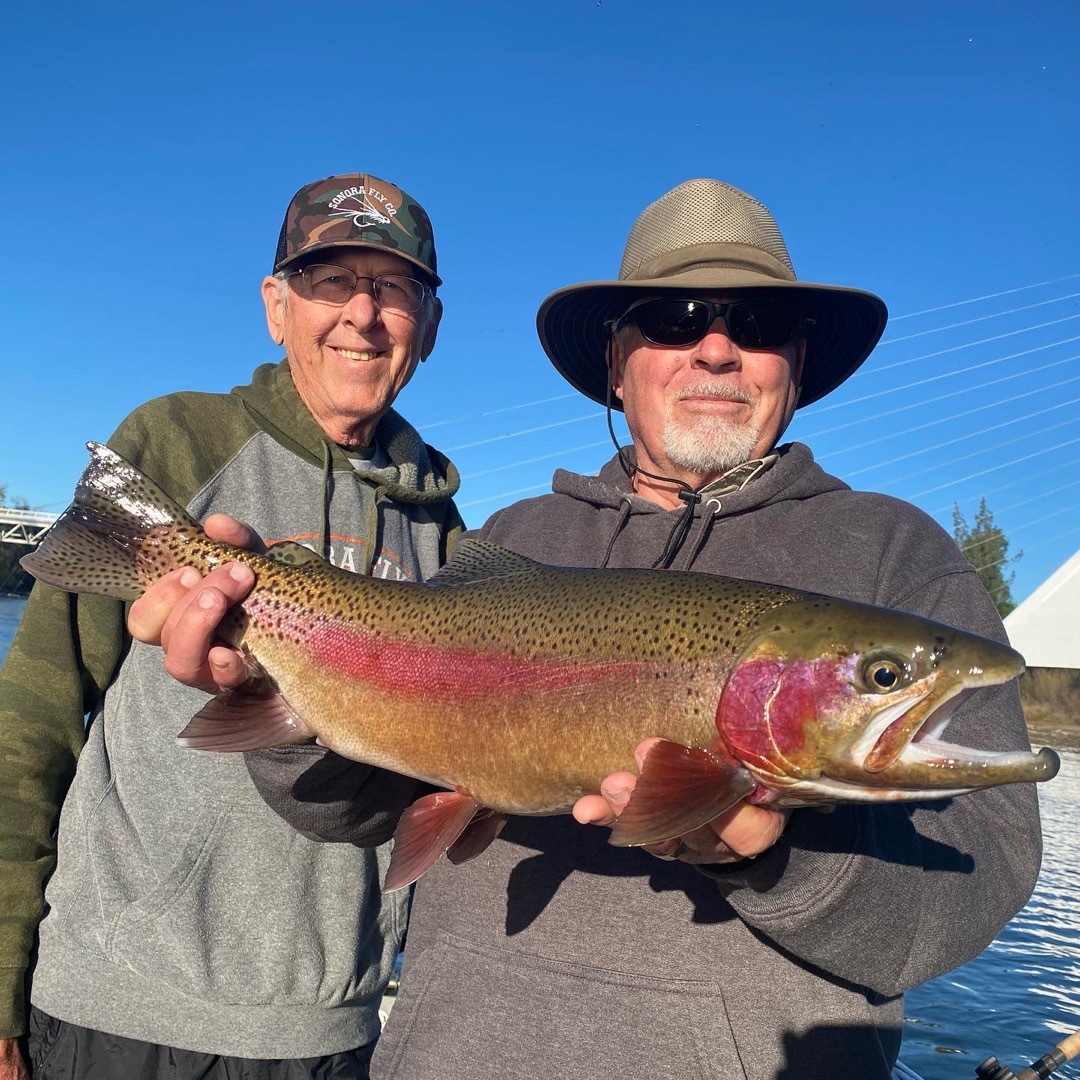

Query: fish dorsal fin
[264,541,328,567]
[427,538,543,587]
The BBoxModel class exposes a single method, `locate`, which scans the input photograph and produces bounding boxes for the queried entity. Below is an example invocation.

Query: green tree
[0,482,35,596]
[952,498,1021,619]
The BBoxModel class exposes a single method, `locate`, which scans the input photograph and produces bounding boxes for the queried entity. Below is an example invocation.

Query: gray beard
[662,388,760,474]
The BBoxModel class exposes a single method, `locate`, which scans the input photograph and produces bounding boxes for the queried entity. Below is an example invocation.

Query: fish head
[717,595,1059,804]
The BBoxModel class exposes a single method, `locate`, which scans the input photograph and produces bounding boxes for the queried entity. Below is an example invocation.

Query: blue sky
[2,0,1077,605]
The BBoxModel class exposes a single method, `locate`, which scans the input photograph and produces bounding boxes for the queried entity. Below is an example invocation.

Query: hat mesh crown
[619,179,796,280]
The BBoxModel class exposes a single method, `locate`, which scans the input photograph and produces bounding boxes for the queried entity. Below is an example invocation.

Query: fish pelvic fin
[384,790,486,892]
[20,441,200,601]
[177,690,315,752]
[446,808,510,865]
[609,739,756,848]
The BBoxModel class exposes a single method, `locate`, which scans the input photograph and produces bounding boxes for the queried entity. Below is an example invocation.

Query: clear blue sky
[2,0,1077,605]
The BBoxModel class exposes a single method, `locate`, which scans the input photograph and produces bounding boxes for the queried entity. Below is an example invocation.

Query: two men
[20,177,1045,1079]
[0,173,461,1079]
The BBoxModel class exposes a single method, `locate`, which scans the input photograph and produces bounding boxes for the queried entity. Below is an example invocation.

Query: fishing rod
[976,1028,1080,1079]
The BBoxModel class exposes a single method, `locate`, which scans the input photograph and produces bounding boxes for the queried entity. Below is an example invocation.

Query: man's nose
[691,316,741,367]
[341,283,382,329]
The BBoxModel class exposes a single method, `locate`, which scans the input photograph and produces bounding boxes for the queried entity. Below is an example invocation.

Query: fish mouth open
[843,679,1060,795]
[856,678,969,774]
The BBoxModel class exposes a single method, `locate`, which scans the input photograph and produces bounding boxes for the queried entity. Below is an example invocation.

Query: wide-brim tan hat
[537,179,887,410]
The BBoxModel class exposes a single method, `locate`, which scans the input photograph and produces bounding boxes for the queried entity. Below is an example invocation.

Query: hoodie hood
[230,360,461,574]
[535,443,851,571]
[234,361,461,506]
[555,443,848,516]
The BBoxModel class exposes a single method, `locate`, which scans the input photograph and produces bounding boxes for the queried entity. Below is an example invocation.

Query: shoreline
[1026,719,1080,755]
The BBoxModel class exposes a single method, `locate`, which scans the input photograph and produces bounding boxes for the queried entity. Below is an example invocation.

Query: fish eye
[862,657,905,693]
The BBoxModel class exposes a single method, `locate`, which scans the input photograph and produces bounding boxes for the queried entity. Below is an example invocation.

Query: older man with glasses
[0,172,462,1080]
[120,179,1041,1079]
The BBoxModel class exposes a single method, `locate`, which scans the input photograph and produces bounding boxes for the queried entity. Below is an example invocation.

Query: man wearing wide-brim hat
[128,179,1042,1080]
[539,177,886,416]
[371,179,1041,1080]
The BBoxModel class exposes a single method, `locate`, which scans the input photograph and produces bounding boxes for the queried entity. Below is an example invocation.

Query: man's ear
[607,333,626,404]
[421,296,443,360]
[262,276,286,346]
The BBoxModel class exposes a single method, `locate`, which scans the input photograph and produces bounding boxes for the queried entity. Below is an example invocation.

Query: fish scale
[22,441,1061,891]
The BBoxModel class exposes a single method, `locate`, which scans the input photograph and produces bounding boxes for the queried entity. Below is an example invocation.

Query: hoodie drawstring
[598,497,634,568]
[679,497,723,570]
[651,490,702,569]
[318,441,333,561]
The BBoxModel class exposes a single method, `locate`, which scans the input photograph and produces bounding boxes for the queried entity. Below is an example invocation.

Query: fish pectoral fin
[446,809,510,865]
[608,740,756,848]
[384,791,484,892]
[177,691,314,752]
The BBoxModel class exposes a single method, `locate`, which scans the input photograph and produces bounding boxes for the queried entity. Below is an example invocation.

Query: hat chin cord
[604,337,707,570]
[774,384,801,444]
[603,334,699,501]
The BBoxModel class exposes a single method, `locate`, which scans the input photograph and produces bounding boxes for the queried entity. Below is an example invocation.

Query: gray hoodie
[364,444,1041,1080]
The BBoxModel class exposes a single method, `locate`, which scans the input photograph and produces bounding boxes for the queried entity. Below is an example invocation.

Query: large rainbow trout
[23,443,1059,889]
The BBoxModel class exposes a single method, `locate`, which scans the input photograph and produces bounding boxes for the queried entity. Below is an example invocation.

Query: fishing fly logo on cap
[327,180,405,230]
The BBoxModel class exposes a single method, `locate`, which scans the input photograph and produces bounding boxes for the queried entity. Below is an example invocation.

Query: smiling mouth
[334,347,381,361]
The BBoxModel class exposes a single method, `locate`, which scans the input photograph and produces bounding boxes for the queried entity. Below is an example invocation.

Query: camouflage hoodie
[0,359,462,1054]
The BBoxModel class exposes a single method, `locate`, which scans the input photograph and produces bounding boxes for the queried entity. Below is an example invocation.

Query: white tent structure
[1004,549,1080,670]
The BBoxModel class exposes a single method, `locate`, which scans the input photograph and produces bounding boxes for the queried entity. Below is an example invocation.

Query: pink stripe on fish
[280,614,646,698]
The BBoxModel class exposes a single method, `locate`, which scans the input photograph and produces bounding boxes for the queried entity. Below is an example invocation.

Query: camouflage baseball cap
[273,172,440,286]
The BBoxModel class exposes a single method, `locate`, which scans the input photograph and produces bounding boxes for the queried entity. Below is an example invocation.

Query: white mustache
[675,384,754,406]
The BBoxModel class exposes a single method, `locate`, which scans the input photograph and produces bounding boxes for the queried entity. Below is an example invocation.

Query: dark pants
[27,1007,375,1080]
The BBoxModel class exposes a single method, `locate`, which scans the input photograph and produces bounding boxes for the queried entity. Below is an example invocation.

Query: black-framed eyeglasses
[285,263,428,312]
[609,297,812,351]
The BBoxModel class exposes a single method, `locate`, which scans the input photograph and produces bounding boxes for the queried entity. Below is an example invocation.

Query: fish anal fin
[384,790,484,891]
[177,691,314,752]
[608,739,755,848]
[446,808,509,865]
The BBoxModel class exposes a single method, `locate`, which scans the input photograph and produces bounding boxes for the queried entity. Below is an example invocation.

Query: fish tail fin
[608,739,756,847]
[20,441,200,601]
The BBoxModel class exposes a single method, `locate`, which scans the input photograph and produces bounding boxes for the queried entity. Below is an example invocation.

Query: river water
[0,594,1076,1079]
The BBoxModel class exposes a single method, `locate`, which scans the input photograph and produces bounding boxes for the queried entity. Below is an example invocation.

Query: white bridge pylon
[0,507,59,547]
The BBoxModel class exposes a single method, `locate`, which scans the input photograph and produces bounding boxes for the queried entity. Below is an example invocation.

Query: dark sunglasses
[610,297,811,350]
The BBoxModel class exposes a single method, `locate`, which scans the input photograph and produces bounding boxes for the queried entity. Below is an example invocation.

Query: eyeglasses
[285,263,429,312]
[610,298,810,350]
